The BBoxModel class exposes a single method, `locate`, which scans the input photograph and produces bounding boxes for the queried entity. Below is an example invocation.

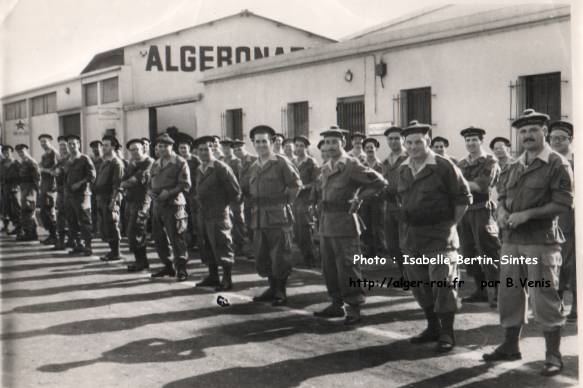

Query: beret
[15,144,28,151]
[102,135,120,147]
[38,133,53,141]
[350,132,366,140]
[177,138,192,147]
[384,126,402,136]
[431,136,449,147]
[271,133,285,141]
[220,137,234,146]
[460,126,486,138]
[320,129,346,139]
[317,139,325,150]
[293,135,310,146]
[231,139,246,147]
[512,108,550,128]
[68,135,81,142]
[363,137,380,148]
[282,138,294,146]
[489,137,511,149]
[548,120,573,137]
[193,136,216,148]
[126,138,145,149]
[3,145,13,151]
[250,125,276,140]
[57,135,68,142]
[156,133,175,145]
[401,120,431,138]
[89,140,102,147]
[141,137,151,143]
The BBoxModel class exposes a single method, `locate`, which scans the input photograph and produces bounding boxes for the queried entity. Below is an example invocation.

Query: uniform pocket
[175,207,188,234]
[266,207,288,226]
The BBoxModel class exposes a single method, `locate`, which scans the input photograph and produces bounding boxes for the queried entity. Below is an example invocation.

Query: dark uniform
[17,151,41,240]
[237,150,257,254]
[184,154,201,258]
[38,147,58,242]
[224,153,246,256]
[90,149,103,235]
[123,140,154,271]
[1,152,21,234]
[53,151,69,249]
[293,153,320,267]
[149,134,191,280]
[360,156,387,257]
[195,154,241,290]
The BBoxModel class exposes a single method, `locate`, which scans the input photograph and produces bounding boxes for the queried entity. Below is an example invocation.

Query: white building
[1,10,333,158]
[200,4,572,159]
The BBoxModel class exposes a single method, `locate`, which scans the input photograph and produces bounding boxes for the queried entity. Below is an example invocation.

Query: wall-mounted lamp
[344,70,353,82]
[375,60,387,88]
[65,87,70,94]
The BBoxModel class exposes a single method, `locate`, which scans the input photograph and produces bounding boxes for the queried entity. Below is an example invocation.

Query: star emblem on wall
[16,120,25,130]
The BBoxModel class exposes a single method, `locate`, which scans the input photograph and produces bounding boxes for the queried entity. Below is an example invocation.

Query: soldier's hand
[348,198,363,214]
[506,211,530,229]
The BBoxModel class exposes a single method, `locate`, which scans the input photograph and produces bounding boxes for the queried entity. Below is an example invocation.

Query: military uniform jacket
[196,159,241,219]
[498,145,573,245]
[40,149,57,193]
[123,156,154,203]
[319,155,387,237]
[294,156,320,200]
[3,159,21,192]
[457,153,500,210]
[94,156,124,199]
[19,157,40,191]
[149,153,191,206]
[184,155,201,198]
[382,152,408,210]
[248,154,301,229]
[54,155,69,193]
[64,154,96,197]
[397,151,472,252]
[239,154,257,197]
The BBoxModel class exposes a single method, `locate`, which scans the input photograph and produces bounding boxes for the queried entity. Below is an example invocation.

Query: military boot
[196,264,220,287]
[541,327,563,376]
[483,326,522,362]
[410,306,441,344]
[253,277,275,302]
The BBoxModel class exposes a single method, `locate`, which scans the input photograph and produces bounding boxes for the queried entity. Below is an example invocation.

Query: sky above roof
[0,0,573,97]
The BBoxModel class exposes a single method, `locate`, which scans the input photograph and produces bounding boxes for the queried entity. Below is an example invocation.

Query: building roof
[202,4,570,84]
[81,9,336,75]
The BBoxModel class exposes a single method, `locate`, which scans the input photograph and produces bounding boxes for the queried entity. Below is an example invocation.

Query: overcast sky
[0,0,576,97]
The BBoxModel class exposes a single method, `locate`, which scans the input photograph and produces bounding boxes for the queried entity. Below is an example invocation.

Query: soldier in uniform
[360,137,387,257]
[482,109,573,377]
[248,125,301,306]
[314,129,387,324]
[490,137,514,171]
[382,126,408,277]
[89,140,103,235]
[178,139,201,259]
[1,145,21,236]
[398,121,472,352]
[431,136,458,164]
[347,132,366,163]
[457,127,501,307]
[64,135,96,256]
[232,139,257,256]
[115,143,130,238]
[548,120,576,322]
[52,136,70,250]
[148,133,191,281]
[211,135,224,161]
[37,134,58,245]
[221,138,247,257]
[282,138,296,162]
[14,144,40,241]
[193,136,241,290]
[94,135,124,261]
[122,138,154,272]
[292,135,320,268]
[272,133,285,155]
[0,144,7,231]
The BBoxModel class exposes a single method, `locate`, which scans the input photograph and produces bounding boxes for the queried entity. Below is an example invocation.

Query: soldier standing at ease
[222,138,246,257]
[232,139,257,256]
[52,136,70,250]
[94,135,124,261]
[178,139,201,260]
[193,136,241,290]
[548,120,576,322]
[490,137,514,171]
[37,134,58,245]
[315,129,387,325]
[64,135,96,256]
[293,135,320,268]
[483,109,573,377]
[457,127,501,308]
[347,132,366,163]
[2,146,21,236]
[148,134,191,281]
[398,121,471,352]
[122,138,154,272]
[248,125,301,306]
[89,140,103,236]
[382,126,408,277]
[15,144,40,241]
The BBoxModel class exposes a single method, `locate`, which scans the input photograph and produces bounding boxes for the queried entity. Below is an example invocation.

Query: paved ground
[0,234,579,388]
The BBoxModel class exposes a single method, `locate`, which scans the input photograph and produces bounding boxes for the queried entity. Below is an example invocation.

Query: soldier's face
[159,143,172,157]
[465,136,482,153]
[68,140,80,153]
[178,144,190,158]
[253,134,271,157]
[40,138,50,150]
[405,134,430,160]
[222,144,233,157]
[91,145,102,157]
[295,142,306,156]
[197,143,212,162]
[16,149,26,160]
[352,137,363,149]
[364,142,376,156]
[129,143,144,160]
[320,148,329,163]
[233,146,244,159]
[3,150,11,159]
[283,143,294,156]
[492,142,510,159]
[432,142,445,155]
[324,137,344,159]
[103,140,114,156]
[59,142,68,155]
[386,133,403,152]
[518,124,546,152]
[273,137,283,149]
[549,129,571,155]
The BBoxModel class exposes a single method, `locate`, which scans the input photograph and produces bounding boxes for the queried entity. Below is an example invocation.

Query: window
[336,95,365,137]
[4,100,26,120]
[518,72,561,121]
[400,87,431,128]
[225,109,243,140]
[287,101,309,138]
[101,77,119,104]
[84,82,98,106]
[31,93,56,116]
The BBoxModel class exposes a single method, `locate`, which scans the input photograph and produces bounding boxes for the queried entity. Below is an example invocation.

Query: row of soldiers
[0,108,575,377]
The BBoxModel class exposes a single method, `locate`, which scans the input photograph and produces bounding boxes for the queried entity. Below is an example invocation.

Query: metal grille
[400,87,431,127]
[336,95,365,136]
[226,108,243,140]
[287,101,309,138]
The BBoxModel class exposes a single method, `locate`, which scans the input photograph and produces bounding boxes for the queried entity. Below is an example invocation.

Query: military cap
[512,108,550,128]
[401,120,431,138]
[68,134,81,142]
[220,137,234,146]
[89,139,102,147]
[250,125,276,140]
[3,145,13,152]
[15,144,28,151]
[293,135,310,146]
[384,126,402,136]
[102,135,120,148]
[489,137,511,150]
[317,139,325,150]
[431,136,450,147]
[192,135,215,148]
[141,137,150,143]
[126,138,145,149]
[320,128,346,139]
[363,137,380,148]
[232,139,245,147]
[460,126,486,139]
[548,120,573,137]
[282,138,295,146]
[271,133,285,141]
[57,135,68,142]
[350,132,366,140]
[177,138,192,147]
[38,133,53,141]
[156,133,175,145]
